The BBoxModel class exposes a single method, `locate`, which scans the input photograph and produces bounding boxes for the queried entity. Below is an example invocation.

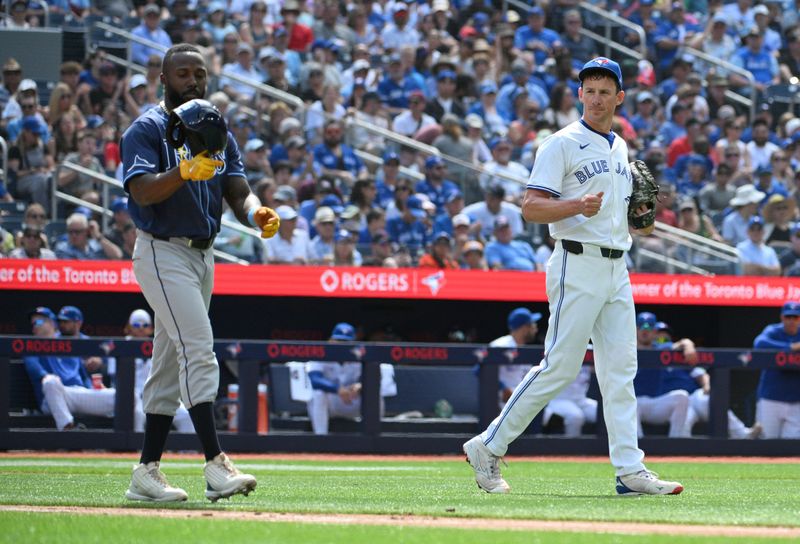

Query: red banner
[1,259,798,306]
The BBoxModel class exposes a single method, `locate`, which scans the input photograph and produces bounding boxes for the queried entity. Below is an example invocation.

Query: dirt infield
[1,505,799,539]
[3,451,800,464]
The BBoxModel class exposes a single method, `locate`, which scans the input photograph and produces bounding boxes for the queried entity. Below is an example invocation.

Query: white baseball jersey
[489,335,530,392]
[527,120,633,251]
[307,361,362,386]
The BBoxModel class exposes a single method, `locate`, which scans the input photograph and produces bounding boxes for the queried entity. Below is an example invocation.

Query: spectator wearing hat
[391,89,437,137]
[468,81,505,139]
[23,307,116,431]
[54,212,123,260]
[559,10,598,68]
[3,77,42,132]
[431,189,467,236]
[7,114,53,209]
[386,194,428,255]
[308,206,337,264]
[362,230,394,266]
[299,186,344,229]
[220,42,262,103]
[309,39,344,91]
[751,4,781,54]
[462,183,524,239]
[131,4,172,65]
[58,130,104,206]
[100,196,131,249]
[312,1,356,52]
[312,119,367,191]
[688,13,737,78]
[87,63,122,116]
[731,25,779,95]
[484,215,536,271]
[375,152,403,207]
[239,138,270,188]
[9,225,56,259]
[332,228,362,265]
[377,53,425,114]
[415,156,460,215]
[479,137,529,204]
[262,204,311,264]
[762,194,797,249]
[698,163,737,219]
[460,239,487,270]
[676,196,724,243]
[705,76,747,121]
[752,301,800,438]
[652,3,700,75]
[277,0,313,53]
[778,225,800,273]
[122,73,157,119]
[203,1,238,46]
[424,69,465,123]
[418,231,459,269]
[514,6,561,67]
[380,1,420,52]
[675,154,712,197]
[737,215,781,275]
[497,59,550,124]
[753,163,789,203]
[260,48,300,96]
[349,91,389,153]
[57,305,104,374]
[723,184,767,245]
[629,91,660,146]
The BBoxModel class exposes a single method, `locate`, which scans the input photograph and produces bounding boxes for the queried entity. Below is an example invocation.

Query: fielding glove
[253,206,280,238]
[179,151,223,181]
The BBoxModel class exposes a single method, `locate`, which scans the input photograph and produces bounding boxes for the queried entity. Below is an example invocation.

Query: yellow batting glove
[249,206,280,239]
[179,151,224,181]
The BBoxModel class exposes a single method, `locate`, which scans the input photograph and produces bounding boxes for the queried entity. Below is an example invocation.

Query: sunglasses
[68,229,86,234]
[32,318,47,327]
[131,322,151,328]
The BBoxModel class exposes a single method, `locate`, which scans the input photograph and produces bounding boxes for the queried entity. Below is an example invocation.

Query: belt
[151,233,215,250]
[561,239,624,259]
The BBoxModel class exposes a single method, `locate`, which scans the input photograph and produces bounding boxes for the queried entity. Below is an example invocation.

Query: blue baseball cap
[489,137,512,151]
[637,311,657,330]
[748,215,765,229]
[110,196,128,213]
[331,322,356,340]
[383,151,400,164]
[445,189,463,204]
[334,228,355,243]
[406,195,427,218]
[57,305,83,322]
[86,114,105,129]
[29,306,57,321]
[782,301,800,316]
[437,69,457,81]
[687,155,707,168]
[479,81,498,95]
[528,5,544,16]
[507,308,542,330]
[433,231,452,243]
[655,320,671,332]
[425,156,445,169]
[320,194,344,214]
[22,115,47,135]
[579,57,623,90]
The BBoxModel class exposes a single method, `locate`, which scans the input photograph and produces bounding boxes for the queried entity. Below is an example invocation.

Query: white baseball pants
[133,232,219,415]
[306,390,385,435]
[40,374,115,430]
[684,389,751,438]
[757,398,800,439]
[636,390,690,437]
[544,397,598,437]
[481,246,646,476]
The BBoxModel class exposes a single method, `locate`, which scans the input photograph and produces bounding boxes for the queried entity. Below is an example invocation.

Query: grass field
[1,455,799,543]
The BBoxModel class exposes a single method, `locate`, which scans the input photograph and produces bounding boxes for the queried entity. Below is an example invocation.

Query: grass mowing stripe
[0,460,433,472]
[0,512,789,544]
[0,458,797,527]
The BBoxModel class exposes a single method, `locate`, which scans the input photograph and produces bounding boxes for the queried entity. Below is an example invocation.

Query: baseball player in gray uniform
[464,57,683,496]
[121,44,280,503]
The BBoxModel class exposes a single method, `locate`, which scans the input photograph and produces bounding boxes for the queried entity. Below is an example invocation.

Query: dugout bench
[1,337,798,455]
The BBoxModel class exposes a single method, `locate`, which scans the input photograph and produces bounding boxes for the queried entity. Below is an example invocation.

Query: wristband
[247,208,258,228]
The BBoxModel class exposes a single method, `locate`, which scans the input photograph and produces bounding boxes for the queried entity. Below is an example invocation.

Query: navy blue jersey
[660,368,700,395]
[120,106,246,239]
[754,323,800,403]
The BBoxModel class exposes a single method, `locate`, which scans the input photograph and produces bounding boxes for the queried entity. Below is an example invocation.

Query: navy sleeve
[308,370,339,393]
[223,130,246,180]
[121,117,162,189]
[24,356,47,383]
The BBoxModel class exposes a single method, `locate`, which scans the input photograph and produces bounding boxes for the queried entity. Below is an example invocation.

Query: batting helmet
[166,98,228,156]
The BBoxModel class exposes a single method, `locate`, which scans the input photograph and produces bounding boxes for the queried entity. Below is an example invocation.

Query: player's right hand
[580,191,603,217]
[253,206,280,238]
[179,151,223,181]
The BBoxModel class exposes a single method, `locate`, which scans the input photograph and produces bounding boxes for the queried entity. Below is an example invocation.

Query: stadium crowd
[2,0,800,273]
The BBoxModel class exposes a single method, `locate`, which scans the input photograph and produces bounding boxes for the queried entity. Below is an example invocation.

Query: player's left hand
[253,206,280,238]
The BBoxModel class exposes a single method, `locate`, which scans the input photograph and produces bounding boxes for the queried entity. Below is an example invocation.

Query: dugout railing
[1,336,798,455]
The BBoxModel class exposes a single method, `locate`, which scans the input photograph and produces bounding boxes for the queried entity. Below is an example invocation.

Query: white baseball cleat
[125,462,189,502]
[204,453,257,502]
[463,436,510,494]
[616,469,683,496]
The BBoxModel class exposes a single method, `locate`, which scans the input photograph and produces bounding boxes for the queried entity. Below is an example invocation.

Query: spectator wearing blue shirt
[377,53,425,115]
[497,59,550,123]
[415,157,460,215]
[54,212,123,260]
[484,216,536,271]
[753,165,789,202]
[386,194,428,255]
[220,43,263,104]
[737,215,781,275]
[731,26,780,95]
[675,155,711,197]
[131,5,173,65]
[658,103,689,147]
[652,3,700,75]
[753,301,800,438]
[312,120,367,194]
[513,6,561,67]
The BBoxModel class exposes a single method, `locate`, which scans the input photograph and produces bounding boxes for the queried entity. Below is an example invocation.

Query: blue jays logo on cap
[331,322,356,340]
[57,305,83,322]
[507,308,542,330]
[579,57,623,90]
[782,301,800,317]
[636,311,657,329]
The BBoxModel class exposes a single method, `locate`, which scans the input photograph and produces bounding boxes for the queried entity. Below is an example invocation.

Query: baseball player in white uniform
[490,308,541,408]
[543,365,597,437]
[464,57,683,496]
